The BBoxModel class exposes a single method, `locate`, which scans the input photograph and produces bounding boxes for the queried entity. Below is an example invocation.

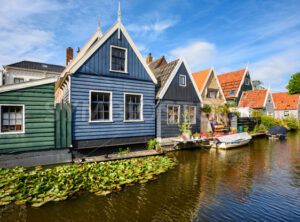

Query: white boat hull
[211,139,251,149]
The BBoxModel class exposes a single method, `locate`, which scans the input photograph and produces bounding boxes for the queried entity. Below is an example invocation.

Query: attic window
[230,89,236,96]
[179,75,186,87]
[207,88,219,99]
[245,78,250,85]
[110,45,127,73]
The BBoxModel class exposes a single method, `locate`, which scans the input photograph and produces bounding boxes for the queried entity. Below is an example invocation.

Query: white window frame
[167,105,181,125]
[206,88,219,99]
[184,105,196,124]
[245,78,250,85]
[110,45,128,73]
[179,74,186,87]
[124,93,143,122]
[284,110,289,117]
[0,104,25,135]
[89,90,113,123]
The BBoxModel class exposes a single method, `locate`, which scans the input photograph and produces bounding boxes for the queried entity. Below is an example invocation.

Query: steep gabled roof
[192,68,226,103]
[56,19,157,91]
[217,68,247,99]
[152,59,179,98]
[4,61,64,73]
[272,92,300,110]
[148,56,167,72]
[238,89,269,108]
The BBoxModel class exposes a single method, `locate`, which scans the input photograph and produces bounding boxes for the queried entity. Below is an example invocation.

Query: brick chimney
[66,47,73,65]
[146,53,153,64]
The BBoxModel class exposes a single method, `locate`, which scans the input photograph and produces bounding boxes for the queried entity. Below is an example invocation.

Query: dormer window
[110,46,127,73]
[245,78,250,85]
[230,89,236,96]
[179,75,186,87]
[207,88,219,99]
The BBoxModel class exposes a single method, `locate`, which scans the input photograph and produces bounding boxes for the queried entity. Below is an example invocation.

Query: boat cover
[268,126,287,135]
[216,132,252,143]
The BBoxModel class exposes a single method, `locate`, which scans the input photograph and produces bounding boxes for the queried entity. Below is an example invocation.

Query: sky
[1,0,300,92]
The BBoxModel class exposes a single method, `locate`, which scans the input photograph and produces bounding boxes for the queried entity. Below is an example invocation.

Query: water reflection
[1,132,300,222]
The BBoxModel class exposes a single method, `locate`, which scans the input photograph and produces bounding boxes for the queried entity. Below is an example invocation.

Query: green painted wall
[0,83,56,153]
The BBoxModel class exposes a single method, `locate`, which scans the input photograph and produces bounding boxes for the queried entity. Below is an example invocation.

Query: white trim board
[158,57,202,103]
[60,21,157,85]
[0,76,57,93]
[236,67,249,98]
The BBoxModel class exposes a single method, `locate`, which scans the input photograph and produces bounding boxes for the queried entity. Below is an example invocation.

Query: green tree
[252,80,265,90]
[286,72,300,94]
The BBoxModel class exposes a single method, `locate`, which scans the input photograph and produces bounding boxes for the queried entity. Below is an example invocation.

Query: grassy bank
[0,156,177,207]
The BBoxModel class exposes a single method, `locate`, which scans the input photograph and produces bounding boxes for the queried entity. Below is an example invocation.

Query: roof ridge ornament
[97,16,102,37]
[118,2,121,22]
[117,2,121,39]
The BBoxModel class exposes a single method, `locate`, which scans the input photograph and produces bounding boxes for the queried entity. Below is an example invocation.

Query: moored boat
[210,132,252,149]
[266,126,288,140]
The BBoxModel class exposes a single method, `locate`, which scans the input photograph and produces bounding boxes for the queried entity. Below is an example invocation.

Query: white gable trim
[263,89,270,107]
[0,76,57,93]
[237,91,245,107]
[198,68,212,97]
[158,57,202,102]
[235,67,249,98]
[211,68,227,104]
[271,93,277,110]
[68,21,157,84]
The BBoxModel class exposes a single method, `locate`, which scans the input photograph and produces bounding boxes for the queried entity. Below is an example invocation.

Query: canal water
[1,132,300,222]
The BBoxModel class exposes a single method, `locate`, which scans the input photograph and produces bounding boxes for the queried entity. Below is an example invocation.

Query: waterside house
[238,89,274,117]
[217,68,253,106]
[147,55,201,140]
[272,92,300,120]
[55,8,157,150]
[192,68,226,132]
[0,77,72,168]
[1,61,64,86]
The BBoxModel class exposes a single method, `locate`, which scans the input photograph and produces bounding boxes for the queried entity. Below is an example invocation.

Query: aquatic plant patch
[0,156,176,208]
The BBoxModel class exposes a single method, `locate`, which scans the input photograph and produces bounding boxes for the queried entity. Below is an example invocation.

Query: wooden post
[66,103,72,148]
[55,103,61,148]
[61,103,67,148]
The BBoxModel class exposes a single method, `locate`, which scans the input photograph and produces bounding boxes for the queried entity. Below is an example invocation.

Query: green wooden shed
[0,77,72,168]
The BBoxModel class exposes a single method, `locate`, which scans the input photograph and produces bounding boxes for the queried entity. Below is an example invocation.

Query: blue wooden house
[56,8,157,149]
[147,56,201,139]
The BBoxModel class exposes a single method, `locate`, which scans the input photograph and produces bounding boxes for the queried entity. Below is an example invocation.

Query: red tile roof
[272,92,300,110]
[238,89,268,108]
[192,68,211,93]
[217,69,246,98]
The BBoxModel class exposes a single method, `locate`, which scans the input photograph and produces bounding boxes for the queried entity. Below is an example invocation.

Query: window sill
[109,69,128,74]
[0,131,25,135]
[89,120,114,123]
[123,120,144,122]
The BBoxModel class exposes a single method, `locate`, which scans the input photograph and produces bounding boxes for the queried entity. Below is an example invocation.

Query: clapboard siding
[163,63,199,102]
[0,83,56,153]
[236,72,253,104]
[78,30,152,82]
[71,73,155,142]
[157,100,201,138]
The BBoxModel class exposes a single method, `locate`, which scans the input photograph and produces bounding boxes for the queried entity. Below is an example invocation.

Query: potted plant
[178,110,192,140]
[207,130,213,137]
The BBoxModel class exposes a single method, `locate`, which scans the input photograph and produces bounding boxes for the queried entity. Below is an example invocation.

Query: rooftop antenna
[118,2,121,22]
[117,2,121,39]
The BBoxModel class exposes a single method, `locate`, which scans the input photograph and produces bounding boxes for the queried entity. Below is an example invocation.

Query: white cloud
[251,56,299,85]
[127,19,176,39]
[170,41,217,69]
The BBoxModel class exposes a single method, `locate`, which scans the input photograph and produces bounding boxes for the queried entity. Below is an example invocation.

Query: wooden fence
[55,103,72,148]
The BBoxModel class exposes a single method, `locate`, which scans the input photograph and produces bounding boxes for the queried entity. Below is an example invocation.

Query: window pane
[90,92,111,121]
[111,47,126,71]
[125,94,141,120]
[1,106,23,133]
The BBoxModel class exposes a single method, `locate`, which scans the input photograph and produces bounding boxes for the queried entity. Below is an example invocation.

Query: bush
[283,115,300,130]
[147,138,157,150]
[200,105,212,113]
[261,115,282,129]
[251,110,262,117]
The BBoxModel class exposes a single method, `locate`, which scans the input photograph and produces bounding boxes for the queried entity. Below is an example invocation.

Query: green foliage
[118,147,131,154]
[200,105,212,113]
[219,104,231,114]
[286,72,300,94]
[283,114,300,130]
[178,111,192,134]
[261,115,283,129]
[252,80,264,90]
[147,139,157,150]
[237,112,241,117]
[250,124,267,134]
[0,156,177,207]
[251,110,262,117]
